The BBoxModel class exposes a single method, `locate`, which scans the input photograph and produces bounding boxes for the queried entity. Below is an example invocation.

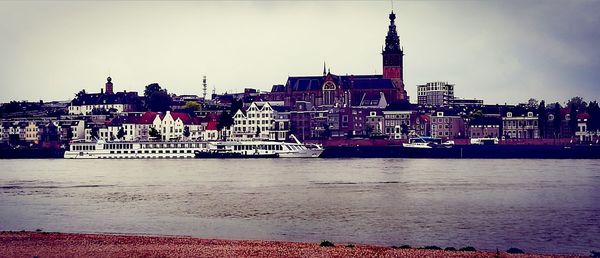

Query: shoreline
[0,231,586,257]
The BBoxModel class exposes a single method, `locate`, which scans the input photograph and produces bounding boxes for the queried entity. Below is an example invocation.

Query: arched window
[322,82,336,105]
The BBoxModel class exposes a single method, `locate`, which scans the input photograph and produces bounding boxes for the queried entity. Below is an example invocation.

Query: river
[0,159,598,254]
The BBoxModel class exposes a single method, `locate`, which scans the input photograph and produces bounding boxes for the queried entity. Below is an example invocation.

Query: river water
[0,159,598,254]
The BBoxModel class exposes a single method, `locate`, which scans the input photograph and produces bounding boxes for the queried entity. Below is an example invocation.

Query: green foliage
[319,240,335,247]
[66,127,74,139]
[459,246,477,252]
[506,247,524,254]
[149,127,160,139]
[90,126,99,140]
[230,98,244,114]
[553,102,562,137]
[183,101,202,111]
[183,126,190,138]
[217,111,234,131]
[147,91,172,112]
[587,101,600,132]
[400,123,409,136]
[569,102,578,136]
[421,246,442,250]
[144,83,162,98]
[567,96,586,111]
[537,100,547,138]
[117,127,125,139]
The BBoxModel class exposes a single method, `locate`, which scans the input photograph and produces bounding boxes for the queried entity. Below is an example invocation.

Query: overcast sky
[1,0,599,105]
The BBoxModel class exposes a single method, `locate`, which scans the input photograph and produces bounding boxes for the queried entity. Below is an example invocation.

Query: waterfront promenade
[0,231,585,258]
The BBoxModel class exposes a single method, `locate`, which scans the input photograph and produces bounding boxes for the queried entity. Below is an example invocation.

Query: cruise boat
[195,135,324,159]
[195,141,279,158]
[64,140,208,159]
[403,137,454,149]
[278,135,324,158]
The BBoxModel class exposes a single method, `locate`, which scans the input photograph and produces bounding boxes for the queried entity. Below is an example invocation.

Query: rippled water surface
[1,159,599,254]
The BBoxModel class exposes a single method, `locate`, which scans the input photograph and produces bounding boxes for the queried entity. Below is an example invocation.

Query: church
[269,11,408,108]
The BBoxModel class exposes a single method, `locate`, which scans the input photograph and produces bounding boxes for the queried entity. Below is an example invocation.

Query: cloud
[0,1,598,105]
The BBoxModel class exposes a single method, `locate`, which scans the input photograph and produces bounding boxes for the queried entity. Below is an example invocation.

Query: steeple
[105,76,114,95]
[383,11,402,54]
[323,62,327,76]
[382,10,407,101]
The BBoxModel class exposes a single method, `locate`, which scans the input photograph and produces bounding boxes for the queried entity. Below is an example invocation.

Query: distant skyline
[1,1,599,105]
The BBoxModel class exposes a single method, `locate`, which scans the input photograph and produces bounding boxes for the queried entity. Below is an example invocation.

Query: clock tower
[382,11,407,100]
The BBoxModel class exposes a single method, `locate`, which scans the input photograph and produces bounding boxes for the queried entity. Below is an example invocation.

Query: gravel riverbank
[0,231,585,258]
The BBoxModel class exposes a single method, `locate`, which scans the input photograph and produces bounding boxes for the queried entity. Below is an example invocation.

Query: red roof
[206,121,217,131]
[170,112,192,124]
[577,112,590,120]
[137,112,159,124]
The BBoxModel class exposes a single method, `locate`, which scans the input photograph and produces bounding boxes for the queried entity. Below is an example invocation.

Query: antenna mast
[202,75,207,99]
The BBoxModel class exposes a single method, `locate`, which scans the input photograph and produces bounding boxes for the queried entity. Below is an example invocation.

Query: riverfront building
[417,81,454,107]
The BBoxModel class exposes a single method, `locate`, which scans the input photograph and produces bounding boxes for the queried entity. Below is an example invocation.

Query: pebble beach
[0,231,586,258]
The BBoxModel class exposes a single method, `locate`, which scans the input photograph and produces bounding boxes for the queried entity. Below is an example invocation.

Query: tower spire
[323,62,326,76]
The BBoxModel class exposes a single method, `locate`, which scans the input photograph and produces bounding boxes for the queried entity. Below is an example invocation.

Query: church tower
[382,11,407,100]
[105,76,114,94]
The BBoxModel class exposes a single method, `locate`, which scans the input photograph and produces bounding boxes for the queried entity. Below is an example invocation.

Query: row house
[1,121,27,143]
[502,110,539,139]
[382,110,413,139]
[468,116,501,138]
[231,102,290,141]
[24,121,41,143]
[83,111,206,142]
[366,110,385,136]
[430,111,466,139]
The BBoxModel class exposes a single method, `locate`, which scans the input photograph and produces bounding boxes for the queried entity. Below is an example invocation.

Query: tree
[537,100,547,138]
[255,125,262,138]
[144,83,162,98]
[149,127,160,139]
[90,126,99,140]
[321,123,332,139]
[117,127,125,140]
[553,102,562,138]
[587,101,600,132]
[183,101,202,111]
[230,99,244,114]
[527,98,539,109]
[183,126,190,138]
[568,102,578,137]
[66,127,74,140]
[400,123,409,136]
[217,111,234,131]
[366,125,373,137]
[147,91,172,112]
[567,96,587,111]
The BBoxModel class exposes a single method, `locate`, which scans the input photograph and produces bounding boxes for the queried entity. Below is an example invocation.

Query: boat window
[166,150,170,153]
